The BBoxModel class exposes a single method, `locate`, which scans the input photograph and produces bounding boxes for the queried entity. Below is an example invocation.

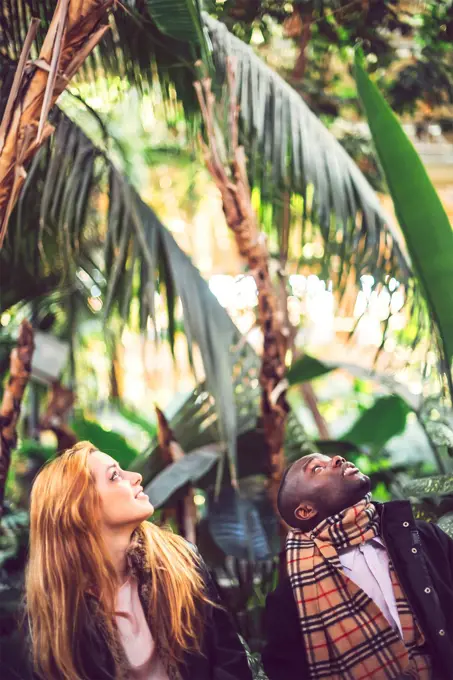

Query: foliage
[389,0,453,114]
[205,14,412,300]
[211,1,453,118]
[405,474,453,539]
[0,504,29,571]
[144,446,221,507]
[207,484,274,561]
[355,50,453,397]
[0,0,204,113]
[0,100,244,479]
[71,414,140,468]
[341,395,410,453]
[287,352,422,411]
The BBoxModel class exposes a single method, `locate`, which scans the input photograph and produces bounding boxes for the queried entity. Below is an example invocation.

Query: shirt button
[310,534,316,540]
[439,629,446,636]
[403,521,409,527]
[412,548,418,554]
[424,587,431,594]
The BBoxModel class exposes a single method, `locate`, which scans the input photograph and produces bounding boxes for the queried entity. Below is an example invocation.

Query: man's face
[291,453,371,525]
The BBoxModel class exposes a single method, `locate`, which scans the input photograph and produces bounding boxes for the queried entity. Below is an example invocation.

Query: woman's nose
[133,472,143,485]
[331,455,346,468]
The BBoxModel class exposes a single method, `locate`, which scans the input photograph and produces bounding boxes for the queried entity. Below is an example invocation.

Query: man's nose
[331,455,346,468]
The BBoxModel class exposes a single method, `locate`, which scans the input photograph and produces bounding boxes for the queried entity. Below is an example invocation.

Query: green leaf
[286,354,332,385]
[404,474,453,499]
[286,354,422,411]
[116,402,157,439]
[340,395,410,450]
[144,447,221,508]
[146,0,204,45]
[205,15,413,301]
[355,52,453,387]
[437,512,453,538]
[71,416,139,469]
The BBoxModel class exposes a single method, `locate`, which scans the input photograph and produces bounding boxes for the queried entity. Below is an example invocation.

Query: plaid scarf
[286,495,432,679]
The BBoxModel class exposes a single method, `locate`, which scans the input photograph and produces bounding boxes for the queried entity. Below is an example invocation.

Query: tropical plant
[355,49,453,399]
[351,48,453,535]
[0,0,114,243]
[0,321,35,518]
[1,0,424,491]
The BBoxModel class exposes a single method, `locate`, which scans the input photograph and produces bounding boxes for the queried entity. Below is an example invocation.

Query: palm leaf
[355,51,453,394]
[145,0,205,46]
[0,0,206,111]
[0,101,244,477]
[204,15,412,298]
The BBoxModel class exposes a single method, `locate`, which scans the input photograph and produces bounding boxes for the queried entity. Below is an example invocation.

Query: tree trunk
[0,0,114,246]
[40,381,77,453]
[155,406,197,543]
[0,320,35,517]
[194,63,290,513]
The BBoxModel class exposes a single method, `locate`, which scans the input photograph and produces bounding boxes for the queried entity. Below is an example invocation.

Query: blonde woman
[25,442,253,680]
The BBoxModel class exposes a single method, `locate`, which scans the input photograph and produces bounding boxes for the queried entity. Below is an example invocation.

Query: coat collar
[88,526,182,680]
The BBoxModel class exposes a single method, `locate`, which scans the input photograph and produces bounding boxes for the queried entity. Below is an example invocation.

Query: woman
[25,441,253,680]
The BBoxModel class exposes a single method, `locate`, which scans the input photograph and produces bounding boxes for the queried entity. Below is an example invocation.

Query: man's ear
[294,503,317,523]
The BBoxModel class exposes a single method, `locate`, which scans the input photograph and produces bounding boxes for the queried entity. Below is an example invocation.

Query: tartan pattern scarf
[286,495,432,679]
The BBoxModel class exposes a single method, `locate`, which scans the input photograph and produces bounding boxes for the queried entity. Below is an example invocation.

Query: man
[261,453,453,679]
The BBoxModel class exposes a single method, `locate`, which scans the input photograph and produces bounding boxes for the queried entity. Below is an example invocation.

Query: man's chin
[357,473,371,493]
[345,471,371,496]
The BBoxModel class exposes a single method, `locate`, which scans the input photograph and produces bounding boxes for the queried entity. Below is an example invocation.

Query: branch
[155,405,197,543]
[0,0,114,247]
[0,320,35,516]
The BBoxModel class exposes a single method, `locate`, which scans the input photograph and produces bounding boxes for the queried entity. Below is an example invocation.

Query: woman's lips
[135,491,148,500]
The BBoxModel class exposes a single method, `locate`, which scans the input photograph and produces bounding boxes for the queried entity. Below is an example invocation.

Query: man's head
[277,453,371,530]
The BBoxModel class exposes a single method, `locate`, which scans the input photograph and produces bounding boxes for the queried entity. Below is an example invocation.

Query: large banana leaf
[354,51,453,394]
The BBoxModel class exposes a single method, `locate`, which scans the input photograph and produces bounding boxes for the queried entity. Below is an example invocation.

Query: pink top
[115,577,170,680]
[339,536,402,637]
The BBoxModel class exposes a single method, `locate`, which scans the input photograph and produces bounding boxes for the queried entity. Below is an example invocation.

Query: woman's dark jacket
[262,500,453,680]
[12,533,252,680]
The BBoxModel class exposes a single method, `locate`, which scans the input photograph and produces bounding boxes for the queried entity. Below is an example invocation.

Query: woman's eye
[111,470,120,481]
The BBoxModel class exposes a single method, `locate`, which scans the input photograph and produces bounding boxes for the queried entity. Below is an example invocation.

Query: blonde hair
[26,441,209,679]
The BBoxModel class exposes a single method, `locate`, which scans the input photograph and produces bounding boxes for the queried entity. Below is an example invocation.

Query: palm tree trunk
[0,320,35,517]
[194,63,290,512]
[0,0,113,246]
[40,382,77,453]
[155,406,197,543]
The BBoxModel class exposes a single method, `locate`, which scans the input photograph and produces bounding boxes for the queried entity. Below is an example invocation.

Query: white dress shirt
[339,537,403,637]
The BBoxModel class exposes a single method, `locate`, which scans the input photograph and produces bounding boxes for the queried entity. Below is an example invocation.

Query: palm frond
[0,0,206,111]
[203,14,412,295]
[0,98,245,475]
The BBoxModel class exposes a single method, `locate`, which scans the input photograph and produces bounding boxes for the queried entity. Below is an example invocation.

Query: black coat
[73,576,253,680]
[3,564,252,680]
[262,500,453,680]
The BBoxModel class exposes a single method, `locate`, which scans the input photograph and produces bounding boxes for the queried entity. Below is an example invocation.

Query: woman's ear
[294,503,317,522]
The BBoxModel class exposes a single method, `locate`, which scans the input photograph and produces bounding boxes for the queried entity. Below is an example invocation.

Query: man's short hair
[277,463,296,526]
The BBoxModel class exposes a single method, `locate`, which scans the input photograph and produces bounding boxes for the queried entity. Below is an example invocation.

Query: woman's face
[88,450,154,529]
